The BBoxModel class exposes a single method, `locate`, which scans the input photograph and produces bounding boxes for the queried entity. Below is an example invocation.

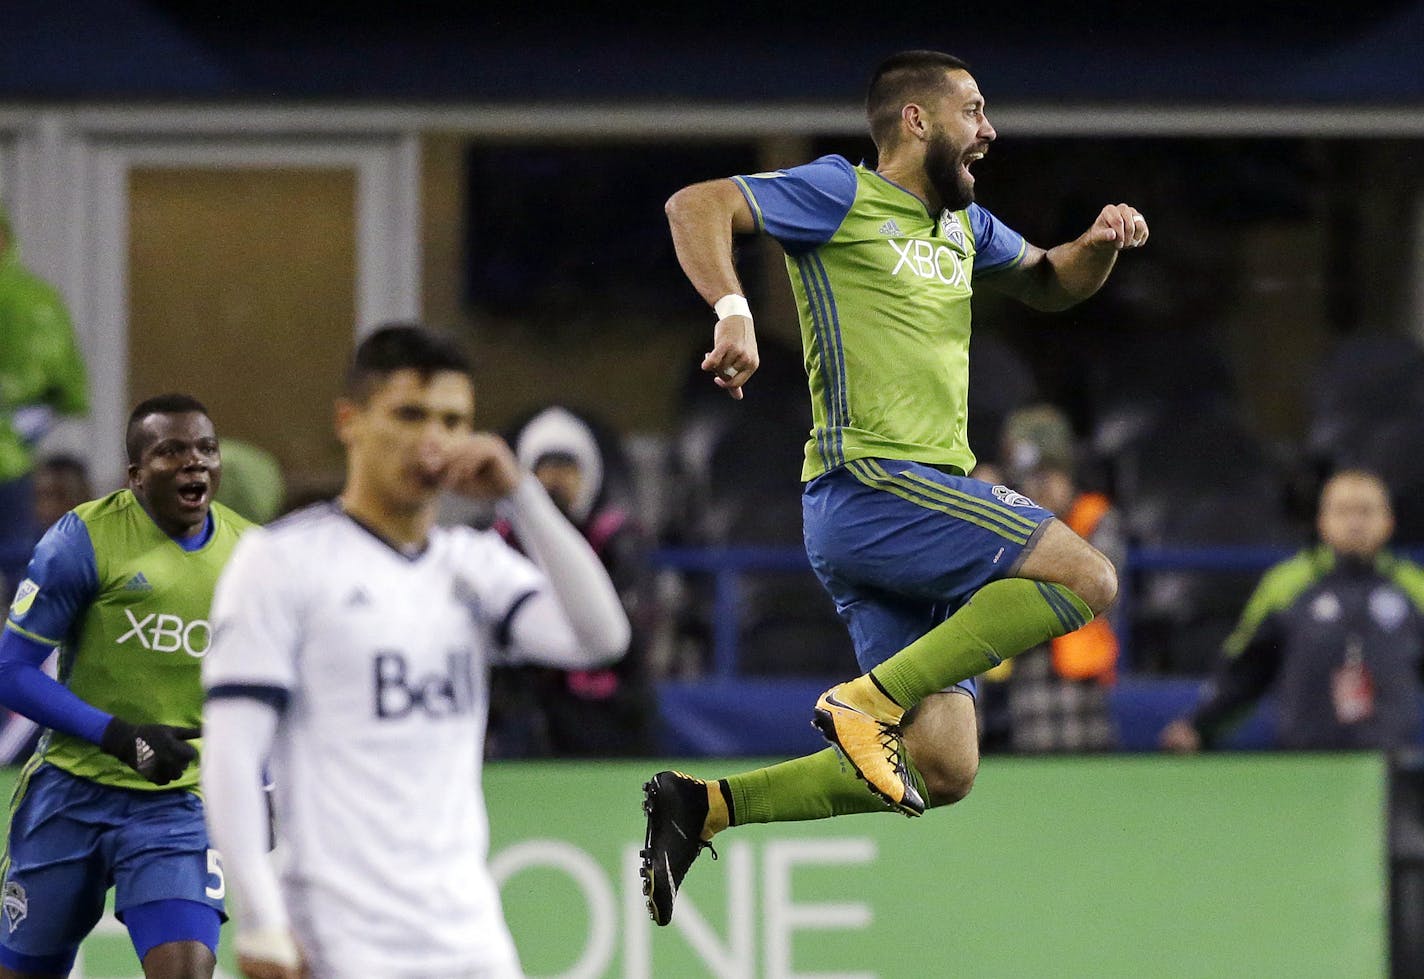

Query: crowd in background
[7,306,1424,761]
[6,189,1424,760]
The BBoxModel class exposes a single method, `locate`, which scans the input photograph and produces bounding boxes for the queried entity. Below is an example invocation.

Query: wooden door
[127,167,357,494]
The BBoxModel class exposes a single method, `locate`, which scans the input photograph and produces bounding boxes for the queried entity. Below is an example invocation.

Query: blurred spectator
[1161,469,1424,752]
[997,404,1123,752]
[214,437,286,524]
[968,460,1005,486]
[32,454,91,533]
[0,455,91,764]
[0,202,89,588]
[491,406,652,756]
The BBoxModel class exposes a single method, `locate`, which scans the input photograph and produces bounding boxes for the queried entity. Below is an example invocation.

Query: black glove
[100,718,201,786]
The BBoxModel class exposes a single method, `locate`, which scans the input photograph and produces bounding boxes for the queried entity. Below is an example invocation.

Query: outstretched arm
[665,179,761,399]
[980,203,1149,312]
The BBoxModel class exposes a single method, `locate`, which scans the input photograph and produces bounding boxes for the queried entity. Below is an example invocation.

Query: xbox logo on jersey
[115,608,212,657]
[887,238,969,287]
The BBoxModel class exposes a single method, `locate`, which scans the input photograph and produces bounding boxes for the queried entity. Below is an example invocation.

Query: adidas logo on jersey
[878,219,902,237]
[123,573,153,592]
[345,588,371,607]
[452,576,483,618]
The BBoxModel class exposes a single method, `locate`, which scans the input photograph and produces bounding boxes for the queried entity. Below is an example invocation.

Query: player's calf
[901,691,979,807]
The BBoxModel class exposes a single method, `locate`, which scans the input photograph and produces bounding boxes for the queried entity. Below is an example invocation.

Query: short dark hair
[345,323,472,404]
[125,393,210,464]
[866,50,971,151]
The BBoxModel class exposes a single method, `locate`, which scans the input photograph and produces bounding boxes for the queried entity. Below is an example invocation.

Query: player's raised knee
[1023,519,1118,616]
[925,765,976,808]
[917,755,978,808]
[1073,548,1118,617]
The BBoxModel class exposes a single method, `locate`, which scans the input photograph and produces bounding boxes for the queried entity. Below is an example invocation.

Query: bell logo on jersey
[374,650,476,720]
[888,238,968,288]
[116,608,212,657]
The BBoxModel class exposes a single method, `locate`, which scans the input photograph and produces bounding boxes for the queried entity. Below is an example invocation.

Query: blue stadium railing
[8,538,1420,752]
[649,542,1424,754]
[650,543,1370,678]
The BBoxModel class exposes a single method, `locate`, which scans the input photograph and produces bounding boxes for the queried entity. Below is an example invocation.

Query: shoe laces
[876,724,905,762]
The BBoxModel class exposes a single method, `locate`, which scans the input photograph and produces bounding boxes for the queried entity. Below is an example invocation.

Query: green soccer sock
[721,748,930,825]
[870,578,1092,711]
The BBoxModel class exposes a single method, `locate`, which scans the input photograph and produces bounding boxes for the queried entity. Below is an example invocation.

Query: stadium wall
[10,754,1386,978]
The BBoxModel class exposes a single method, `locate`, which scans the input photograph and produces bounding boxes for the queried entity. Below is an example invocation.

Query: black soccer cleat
[640,770,717,926]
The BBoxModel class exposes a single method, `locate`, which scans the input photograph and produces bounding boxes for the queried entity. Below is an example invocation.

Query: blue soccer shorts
[803,458,1055,697]
[0,762,225,962]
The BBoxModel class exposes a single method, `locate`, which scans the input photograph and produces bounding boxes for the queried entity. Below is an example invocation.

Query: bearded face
[917,69,993,212]
[924,128,978,212]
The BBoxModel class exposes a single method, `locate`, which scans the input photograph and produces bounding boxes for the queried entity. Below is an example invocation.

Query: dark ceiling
[4,0,1423,103]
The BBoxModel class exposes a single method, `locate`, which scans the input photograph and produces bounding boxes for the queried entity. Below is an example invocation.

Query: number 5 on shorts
[205,849,226,900]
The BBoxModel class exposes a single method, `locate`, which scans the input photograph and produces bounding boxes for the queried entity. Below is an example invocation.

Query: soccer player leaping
[642,49,1148,925]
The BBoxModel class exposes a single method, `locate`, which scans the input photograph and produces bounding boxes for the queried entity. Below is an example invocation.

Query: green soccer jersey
[1222,546,1424,659]
[4,490,253,791]
[732,155,1027,480]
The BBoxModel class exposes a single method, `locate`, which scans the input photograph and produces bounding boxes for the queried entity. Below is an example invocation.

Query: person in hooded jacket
[491,406,653,757]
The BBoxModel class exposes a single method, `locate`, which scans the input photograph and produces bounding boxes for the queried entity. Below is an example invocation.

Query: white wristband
[714,294,752,322]
[236,927,301,968]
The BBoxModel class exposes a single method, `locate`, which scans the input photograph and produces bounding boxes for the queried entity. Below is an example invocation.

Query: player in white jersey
[200,324,631,979]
